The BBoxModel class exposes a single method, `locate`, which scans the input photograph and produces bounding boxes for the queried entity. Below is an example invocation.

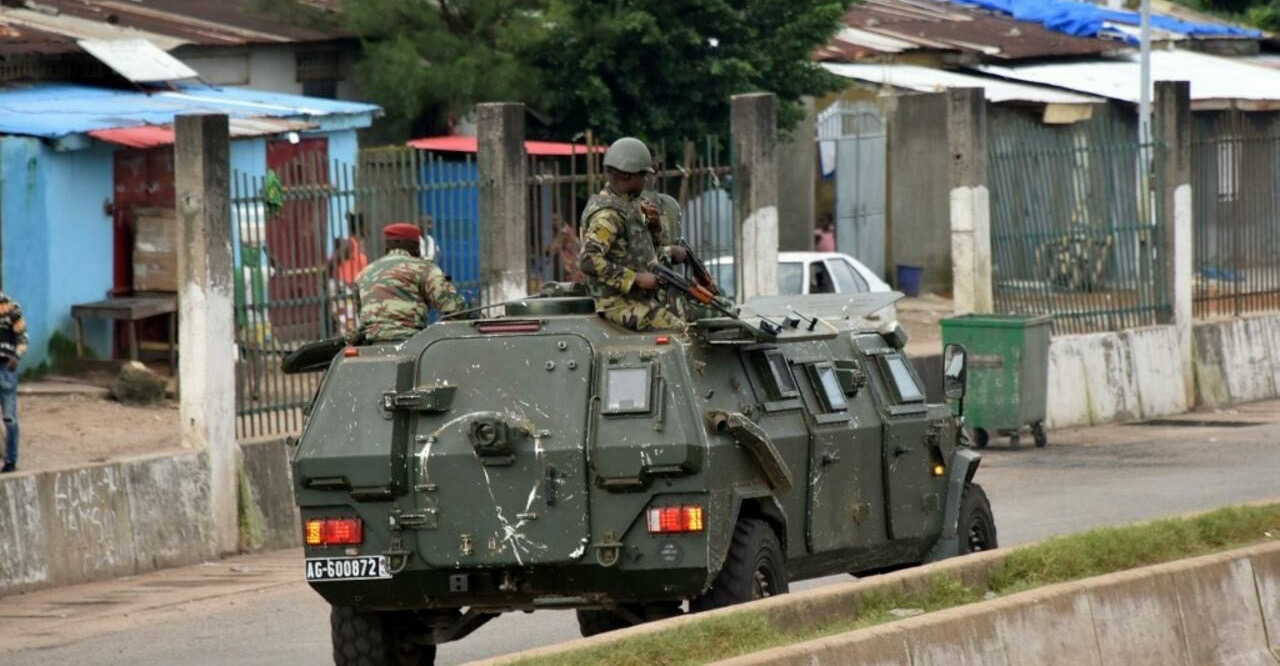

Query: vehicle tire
[690,518,787,612]
[1032,422,1048,448]
[973,428,989,449]
[331,605,436,666]
[957,483,998,554]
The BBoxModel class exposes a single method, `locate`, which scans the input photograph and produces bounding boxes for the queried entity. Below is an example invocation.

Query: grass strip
[511,503,1280,666]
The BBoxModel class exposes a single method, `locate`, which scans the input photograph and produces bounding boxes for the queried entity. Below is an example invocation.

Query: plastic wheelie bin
[941,313,1052,448]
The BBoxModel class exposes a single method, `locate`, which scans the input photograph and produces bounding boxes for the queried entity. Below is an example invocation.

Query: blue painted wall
[0,138,115,370]
[41,142,115,365]
[0,137,50,371]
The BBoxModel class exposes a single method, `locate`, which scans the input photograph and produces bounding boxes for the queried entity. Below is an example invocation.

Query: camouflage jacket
[640,190,683,263]
[579,187,659,302]
[0,292,27,362]
[354,250,465,342]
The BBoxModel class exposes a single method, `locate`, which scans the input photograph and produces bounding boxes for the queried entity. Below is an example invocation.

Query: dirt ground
[11,393,181,472]
[5,363,182,474]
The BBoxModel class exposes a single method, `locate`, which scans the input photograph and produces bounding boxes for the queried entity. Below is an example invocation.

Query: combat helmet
[603,137,654,174]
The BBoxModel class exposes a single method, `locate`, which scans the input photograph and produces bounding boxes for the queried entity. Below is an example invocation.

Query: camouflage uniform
[579,187,687,333]
[353,249,466,342]
[640,190,683,262]
[640,190,731,322]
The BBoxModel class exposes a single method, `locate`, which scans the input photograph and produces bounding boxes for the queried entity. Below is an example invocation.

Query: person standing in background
[0,291,26,473]
[814,213,836,252]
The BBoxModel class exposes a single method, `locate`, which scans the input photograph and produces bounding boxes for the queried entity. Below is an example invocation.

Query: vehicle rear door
[411,332,593,567]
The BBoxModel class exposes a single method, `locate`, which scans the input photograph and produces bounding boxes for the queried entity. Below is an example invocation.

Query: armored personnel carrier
[287,291,995,665]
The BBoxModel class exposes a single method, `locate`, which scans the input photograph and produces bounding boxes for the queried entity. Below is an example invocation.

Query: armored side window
[603,366,652,414]
[807,362,848,412]
[881,353,925,403]
[764,350,798,399]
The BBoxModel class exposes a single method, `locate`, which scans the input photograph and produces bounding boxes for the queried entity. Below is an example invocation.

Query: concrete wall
[885,93,951,292]
[177,43,361,102]
[777,98,816,252]
[1193,312,1280,408]
[718,541,1280,666]
[491,536,1280,665]
[0,439,297,597]
[1046,325,1189,429]
[1043,312,1280,430]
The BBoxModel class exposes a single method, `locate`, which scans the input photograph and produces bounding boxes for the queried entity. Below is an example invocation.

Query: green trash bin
[941,314,1052,449]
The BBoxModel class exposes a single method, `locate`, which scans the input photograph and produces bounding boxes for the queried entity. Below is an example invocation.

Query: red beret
[383,223,422,241]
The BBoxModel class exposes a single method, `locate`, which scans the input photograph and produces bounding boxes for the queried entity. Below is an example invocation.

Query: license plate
[305,556,391,582]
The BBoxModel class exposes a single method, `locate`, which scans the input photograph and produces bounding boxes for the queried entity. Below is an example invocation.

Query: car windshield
[777,262,804,294]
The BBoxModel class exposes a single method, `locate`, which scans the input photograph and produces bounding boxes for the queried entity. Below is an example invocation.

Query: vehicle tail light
[646,505,705,534]
[343,347,359,357]
[304,518,364,546]
[655,335,670,345]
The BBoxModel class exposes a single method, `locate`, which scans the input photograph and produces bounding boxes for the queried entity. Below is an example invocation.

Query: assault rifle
[650,263,783,337]
[651,263,738,319]
[676,238,720,296]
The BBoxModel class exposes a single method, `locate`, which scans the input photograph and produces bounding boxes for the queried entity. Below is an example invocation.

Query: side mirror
[943,343,968,401]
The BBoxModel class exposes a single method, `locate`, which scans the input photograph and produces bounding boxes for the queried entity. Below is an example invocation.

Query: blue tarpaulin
[0,83,380,139]
[945,0,1261,44]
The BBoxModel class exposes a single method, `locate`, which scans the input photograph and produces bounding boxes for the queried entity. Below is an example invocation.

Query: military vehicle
[287,289,995,665]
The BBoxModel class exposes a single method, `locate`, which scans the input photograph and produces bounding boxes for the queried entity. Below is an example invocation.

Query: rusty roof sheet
[0,0,348,56]
[815,0,1124,62]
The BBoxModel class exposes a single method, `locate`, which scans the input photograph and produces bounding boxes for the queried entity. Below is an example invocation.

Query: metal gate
[818,100,886,277]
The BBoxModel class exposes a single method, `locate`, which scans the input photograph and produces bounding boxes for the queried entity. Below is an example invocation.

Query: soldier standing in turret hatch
[579,137,689,333]
[352,223,466,343]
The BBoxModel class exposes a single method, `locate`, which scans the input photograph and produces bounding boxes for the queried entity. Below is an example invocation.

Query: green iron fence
[1191,111,1280,319]
[988,111,1169,335]
[232,148,483,441]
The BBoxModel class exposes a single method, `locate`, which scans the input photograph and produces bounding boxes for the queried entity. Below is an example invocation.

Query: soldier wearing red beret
[351,223,466,343]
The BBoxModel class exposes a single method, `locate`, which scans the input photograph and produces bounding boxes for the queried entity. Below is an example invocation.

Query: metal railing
[988,112,1169,335]
[231,148,483,441]
[1192,111,1280,319]
[525,136,734,291]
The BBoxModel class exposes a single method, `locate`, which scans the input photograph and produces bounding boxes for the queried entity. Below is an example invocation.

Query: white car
[706,251,892,298]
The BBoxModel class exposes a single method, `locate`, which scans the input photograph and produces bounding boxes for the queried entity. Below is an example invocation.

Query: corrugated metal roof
[822,62,1105,104]
[816,0,1120,62]
[78,38,198,83]
[0,83,379,139]
[974,51,1280,108]
[0,0,348,56]
[88,117,315,148]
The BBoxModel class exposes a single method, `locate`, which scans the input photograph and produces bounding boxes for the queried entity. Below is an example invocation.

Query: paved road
[6,402,1280,665]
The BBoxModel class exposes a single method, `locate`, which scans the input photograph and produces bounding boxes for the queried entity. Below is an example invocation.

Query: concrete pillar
[886,92,951,292]
[1154,81,1194,405]
[731,92,779,302]
[175,114,238,555]
[777,97,816,252]
[947,88,993,314]
[477,103,529,304]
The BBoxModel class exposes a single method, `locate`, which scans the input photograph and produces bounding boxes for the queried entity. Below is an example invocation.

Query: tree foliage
[524,0,847,143]
[338,0,548,136]
[249,0,847,143]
